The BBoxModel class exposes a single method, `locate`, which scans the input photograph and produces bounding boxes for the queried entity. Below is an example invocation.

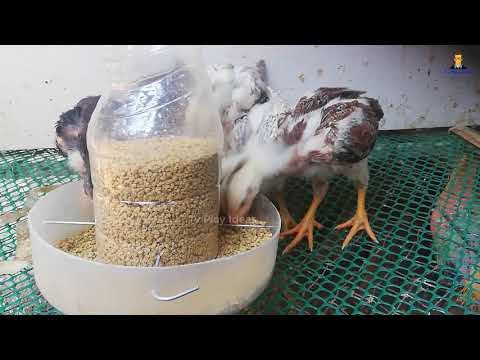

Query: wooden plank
[450,126,480,149]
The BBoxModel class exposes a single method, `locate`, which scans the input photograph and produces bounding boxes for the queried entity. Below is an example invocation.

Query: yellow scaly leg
[280,182,328,254]
[335,184,377,250]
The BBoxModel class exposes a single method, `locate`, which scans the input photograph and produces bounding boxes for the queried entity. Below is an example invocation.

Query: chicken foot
[335,184,377,250]
[280,181,328,254]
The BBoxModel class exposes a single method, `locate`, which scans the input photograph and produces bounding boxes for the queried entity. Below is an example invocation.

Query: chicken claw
[280,211,298,233]
[280,216,323,254]
[280,182,328,254]
[335,184,377,250]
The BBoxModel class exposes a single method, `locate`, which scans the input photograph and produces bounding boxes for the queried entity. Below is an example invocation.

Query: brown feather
[292,88,366,118]
[317,100,360,133]
[307,96,383,165]
[283,119,307,145]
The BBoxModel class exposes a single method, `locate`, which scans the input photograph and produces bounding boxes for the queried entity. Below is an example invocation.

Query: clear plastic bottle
[87,45,223,267]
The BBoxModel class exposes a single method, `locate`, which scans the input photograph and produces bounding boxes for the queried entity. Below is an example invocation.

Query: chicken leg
[335,183,377,249]
[273,192,297,232]
[280,181,328,254]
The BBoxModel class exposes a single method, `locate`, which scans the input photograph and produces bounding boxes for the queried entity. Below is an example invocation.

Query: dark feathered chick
[55,96,100,198]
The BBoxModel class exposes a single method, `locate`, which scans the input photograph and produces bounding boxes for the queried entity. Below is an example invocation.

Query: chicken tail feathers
[366,98,384,123]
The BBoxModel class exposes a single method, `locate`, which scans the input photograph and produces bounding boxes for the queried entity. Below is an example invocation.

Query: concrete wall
[1,45,479,150]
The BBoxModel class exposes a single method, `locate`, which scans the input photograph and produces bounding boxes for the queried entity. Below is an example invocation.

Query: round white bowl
[28,181,280,315]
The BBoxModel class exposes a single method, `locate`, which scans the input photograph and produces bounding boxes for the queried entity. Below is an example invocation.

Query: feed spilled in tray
[56,217,272,265]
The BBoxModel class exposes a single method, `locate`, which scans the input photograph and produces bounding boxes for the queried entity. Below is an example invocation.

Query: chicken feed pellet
[217,218,272,257]
[90,136,220,266]
[57,227,96,261]
[55,220,271,263]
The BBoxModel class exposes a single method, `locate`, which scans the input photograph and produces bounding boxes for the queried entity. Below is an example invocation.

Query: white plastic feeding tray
[28,181,280,315]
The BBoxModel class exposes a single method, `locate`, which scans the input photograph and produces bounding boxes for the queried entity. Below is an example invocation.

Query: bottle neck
[103,45,205,88]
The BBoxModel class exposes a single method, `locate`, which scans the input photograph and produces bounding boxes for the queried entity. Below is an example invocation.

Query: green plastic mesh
[0,149,79,315]
[1,130,479,315]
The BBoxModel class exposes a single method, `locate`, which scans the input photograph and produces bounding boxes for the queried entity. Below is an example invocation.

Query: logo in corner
[444,51,472,76]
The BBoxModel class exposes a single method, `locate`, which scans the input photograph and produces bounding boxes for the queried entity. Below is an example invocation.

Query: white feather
[232,86,255,110]
[208,64,236,113]
[67,150,85,174]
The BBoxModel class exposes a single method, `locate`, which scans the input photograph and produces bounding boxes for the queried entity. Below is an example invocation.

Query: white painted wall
[1,45,479,150]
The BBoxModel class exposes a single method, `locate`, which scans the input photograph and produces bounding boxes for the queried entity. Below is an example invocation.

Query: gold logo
[451,52,467,70]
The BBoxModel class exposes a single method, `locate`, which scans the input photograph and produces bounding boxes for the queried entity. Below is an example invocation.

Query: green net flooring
[1,130,479,315]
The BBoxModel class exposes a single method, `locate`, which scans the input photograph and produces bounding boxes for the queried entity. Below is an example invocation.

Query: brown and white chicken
[222,87,384,253]
[55,61,384,253]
